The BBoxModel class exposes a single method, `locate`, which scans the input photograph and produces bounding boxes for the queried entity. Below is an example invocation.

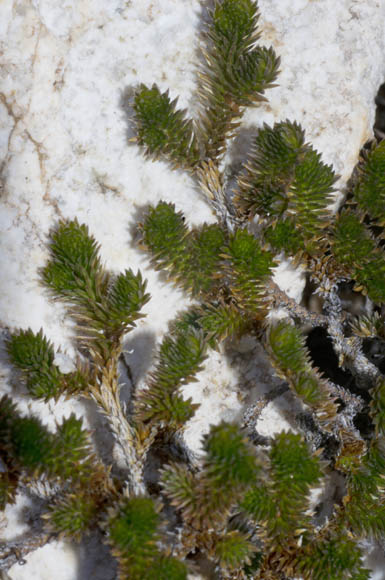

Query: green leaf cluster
[200,0,280,161]
[295,532,370,580]
[223,228,275,315]
[107,496,187,580]
[131,1,279,167]
[242,432,322,541]
[133,84,200,169]
[6,328,88,400]
[331,209,385,303]
[141,203,275,317]
[328,139,385,302]
[161,422,259,572]
[0,396,99,484]
[162,423,259,529]
[135,323,206,428]
[42,219,150,354]
[354,139,385,223]
[340,393,385,540]
[266,320,338,427]
[235,121,337,255]
[44,491,100,541]
[140,202,225,296]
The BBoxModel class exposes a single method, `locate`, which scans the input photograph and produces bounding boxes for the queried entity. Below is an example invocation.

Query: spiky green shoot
[41,219,150,359]
[235,121,336,255]
[242,432,322,541]
[6,329,89,400]
[140,202,225,297]
[223,229,275,316]
[331,210,385,303]
[44,492,99,541]
[107,496,187,580]
[132,84,200,169]
[135,324,206,428]
[267,321,338,426]
[200,0,280,160]
[354,139,385,223]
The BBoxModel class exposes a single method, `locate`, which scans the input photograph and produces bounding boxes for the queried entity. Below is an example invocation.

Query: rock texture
[1,1,385,578]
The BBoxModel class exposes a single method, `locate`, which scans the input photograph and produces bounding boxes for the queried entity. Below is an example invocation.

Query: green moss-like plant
[3,1,385,579]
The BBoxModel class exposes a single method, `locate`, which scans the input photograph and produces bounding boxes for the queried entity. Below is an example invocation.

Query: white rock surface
[0,0,385,578]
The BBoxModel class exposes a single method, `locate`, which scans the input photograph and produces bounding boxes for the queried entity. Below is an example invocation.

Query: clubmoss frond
[105,269,150,335]
[211,0,261,54]
[196,301,248,346]
[203,422,258,487]
[160,463,197,520]
[0,398,103,485]
[135,325,206,428]
[223,229,275,316]
[107,495,159,579]
[267,432,322,535]
[162,423,259,532]
[341,438,385,539]
[296,532,369,580]
[107,495,188,580]
[369,377,385,435]
[140,202,226,297]
[6,329,91,401]
[235,121,336,255]
[331,209,385,302]
[131,84,200,170]
[140,201,189,271]
[353,139,385,224]
[184,223,226,295]
[198,0,280,161]
[42,219,150,354]
[266,321,338,427]
[42,218,107,303]
[196,422,259,527]
[43,490,99,541]
[6,329,65,400]
[213,529,257,572]
[242,432,322,541]
[4,415,53,475]
[49,414,98,482]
